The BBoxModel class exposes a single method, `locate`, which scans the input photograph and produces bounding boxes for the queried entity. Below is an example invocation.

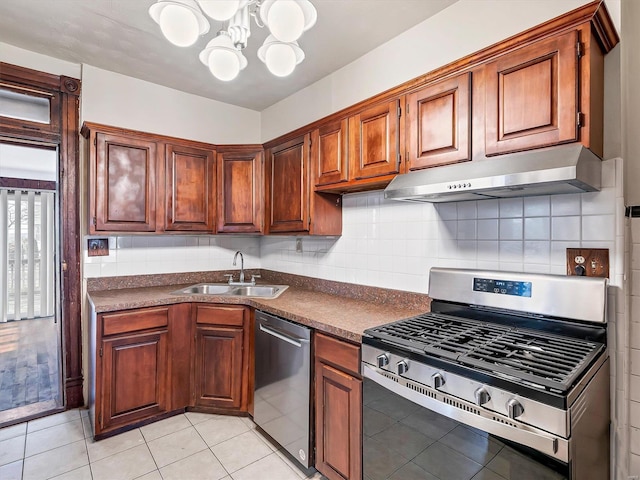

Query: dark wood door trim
[0,62,83,408]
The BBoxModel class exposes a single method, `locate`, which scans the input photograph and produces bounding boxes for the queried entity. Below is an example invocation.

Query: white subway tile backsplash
[523,196,550,217]
[457,201,477,220]
[582,215,615,241]
[551,216,581,241]
[499,241,523,263]
[457,220,477,240]
[477,199,499,219]
[499,198,523,218]
[477,219,499,240]
[582,188,616,215]
[436,203,457,220]
[524,241,550,265]
[551,193,581,216]
[524,217,550,240]
[499,218,523,240]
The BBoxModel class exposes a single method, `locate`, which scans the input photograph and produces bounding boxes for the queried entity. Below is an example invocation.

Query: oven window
[363,378,568,480]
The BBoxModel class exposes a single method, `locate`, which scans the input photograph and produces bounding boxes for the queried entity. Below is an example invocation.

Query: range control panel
[473,277,532,297]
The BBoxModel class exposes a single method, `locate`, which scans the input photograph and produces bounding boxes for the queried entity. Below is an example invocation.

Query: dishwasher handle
[259,323,308,348]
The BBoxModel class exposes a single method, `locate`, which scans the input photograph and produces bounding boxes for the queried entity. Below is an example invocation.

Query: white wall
[81,65,261,145]
[0,41,81,78]
[260,0,599,142]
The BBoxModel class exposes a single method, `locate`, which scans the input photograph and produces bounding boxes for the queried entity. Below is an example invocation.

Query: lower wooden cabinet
[193,305,250,410]
[95,306,171,435]
[315,332,362,480]
[91,303,251,438]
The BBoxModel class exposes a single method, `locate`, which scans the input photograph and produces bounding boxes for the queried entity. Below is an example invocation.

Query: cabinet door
[100,330,168,431]
[217,149,263,233]
[485,30,579,155]
[266,134,310,233]
[315,361,362,480]
[348,99,402,180]
[164,143,215,232]
[313,119,348,187]
[194,326,244,409]
[94,133,157,232]
[407,73,471,170]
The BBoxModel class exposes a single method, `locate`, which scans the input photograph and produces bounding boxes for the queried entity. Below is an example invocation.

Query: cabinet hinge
[92,217,97,226]
[99,347,103,357]
[94,137,97,147]
[406,103,409,115]
[576,41,583,59]
[397,105,402,118]
[100,412,103,428]
[577,112,584,127]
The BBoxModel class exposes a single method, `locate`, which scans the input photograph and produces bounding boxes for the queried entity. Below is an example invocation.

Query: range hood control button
[376,353,389,368]
[506,398,524,419]
[431,372,445,389]
[474,387,491,406]
[397,360,409,375]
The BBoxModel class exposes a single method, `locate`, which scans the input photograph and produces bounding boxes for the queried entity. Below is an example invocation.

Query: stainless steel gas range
[362,268,609,480]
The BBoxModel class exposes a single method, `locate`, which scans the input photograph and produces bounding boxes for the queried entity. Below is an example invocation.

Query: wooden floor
[0,318,61,414]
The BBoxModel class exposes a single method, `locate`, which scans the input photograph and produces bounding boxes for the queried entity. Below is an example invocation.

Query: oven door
[362,364,570,480]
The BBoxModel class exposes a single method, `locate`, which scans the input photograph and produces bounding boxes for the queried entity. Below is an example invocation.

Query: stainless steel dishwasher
[254,310,312,468]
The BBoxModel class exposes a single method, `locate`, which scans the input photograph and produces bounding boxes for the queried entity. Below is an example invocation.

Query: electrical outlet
[566,248,609,278]
[87,238,109,257]
[296,238,303,253]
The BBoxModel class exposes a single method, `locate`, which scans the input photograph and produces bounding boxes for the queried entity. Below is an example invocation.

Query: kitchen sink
[171,283,288,299]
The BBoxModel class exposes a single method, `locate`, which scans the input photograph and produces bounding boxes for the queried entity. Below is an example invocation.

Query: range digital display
[473,277,532,297]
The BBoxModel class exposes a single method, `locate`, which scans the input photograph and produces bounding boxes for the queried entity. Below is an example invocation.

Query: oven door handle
[362,364,569,462]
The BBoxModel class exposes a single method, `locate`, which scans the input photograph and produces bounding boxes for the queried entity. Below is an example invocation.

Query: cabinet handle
[259,323,305,347]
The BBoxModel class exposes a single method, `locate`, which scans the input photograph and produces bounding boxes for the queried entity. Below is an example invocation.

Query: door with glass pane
[0,143,62,414]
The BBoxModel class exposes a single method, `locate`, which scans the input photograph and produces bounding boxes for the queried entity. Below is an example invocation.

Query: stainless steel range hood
[384,144,601,203]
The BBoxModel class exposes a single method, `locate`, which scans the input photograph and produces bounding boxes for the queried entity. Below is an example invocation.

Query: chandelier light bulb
[159,4,201,46]
[209,49,241,81]
[267,0,304,43]
[149,0,210,47]
[199,32,248,81]
[258,35,304,77]
[265,43,297,77]
[197,0,240,21]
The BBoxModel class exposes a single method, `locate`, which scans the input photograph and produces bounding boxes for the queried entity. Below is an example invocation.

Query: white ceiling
[0,0,458,111]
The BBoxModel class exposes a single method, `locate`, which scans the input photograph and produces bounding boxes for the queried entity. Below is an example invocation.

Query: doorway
[0,143,63,420]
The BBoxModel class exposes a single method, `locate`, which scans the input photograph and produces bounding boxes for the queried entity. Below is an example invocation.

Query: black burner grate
[367,312,604,392]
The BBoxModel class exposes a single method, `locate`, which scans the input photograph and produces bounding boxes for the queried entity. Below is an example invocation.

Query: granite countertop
[87,271,431,343]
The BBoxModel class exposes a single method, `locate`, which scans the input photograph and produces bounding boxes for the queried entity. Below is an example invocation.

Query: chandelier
[149,0,317,81]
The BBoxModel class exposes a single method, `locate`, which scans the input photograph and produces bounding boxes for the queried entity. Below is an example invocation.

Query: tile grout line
[187,413,233,479]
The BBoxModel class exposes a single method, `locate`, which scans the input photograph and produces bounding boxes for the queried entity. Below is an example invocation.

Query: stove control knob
[506,398,524,419]
[431,372,445,389]
[397,360,409,375]
[474,387,491,406]
[376,353,389,369]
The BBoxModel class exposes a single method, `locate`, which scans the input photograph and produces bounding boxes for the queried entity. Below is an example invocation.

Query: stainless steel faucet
[233,250,245,284]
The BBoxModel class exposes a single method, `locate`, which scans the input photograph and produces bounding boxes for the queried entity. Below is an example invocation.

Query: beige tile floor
[0,409,328,480]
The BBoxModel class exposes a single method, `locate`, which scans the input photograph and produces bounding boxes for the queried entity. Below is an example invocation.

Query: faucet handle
[223,274,234,284]
[250,274,261,285]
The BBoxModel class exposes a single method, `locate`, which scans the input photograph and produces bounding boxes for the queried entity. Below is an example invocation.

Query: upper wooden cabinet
[84,123,217,234]
[313,118,349,187]
[406,73,472,170]
[164,143,216,232]
[484,30,579,156]
[216,147,263,234]
[348,98,403,181]
[266,134,342,235]
[266,134,310,233]
[91,132,158,232]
